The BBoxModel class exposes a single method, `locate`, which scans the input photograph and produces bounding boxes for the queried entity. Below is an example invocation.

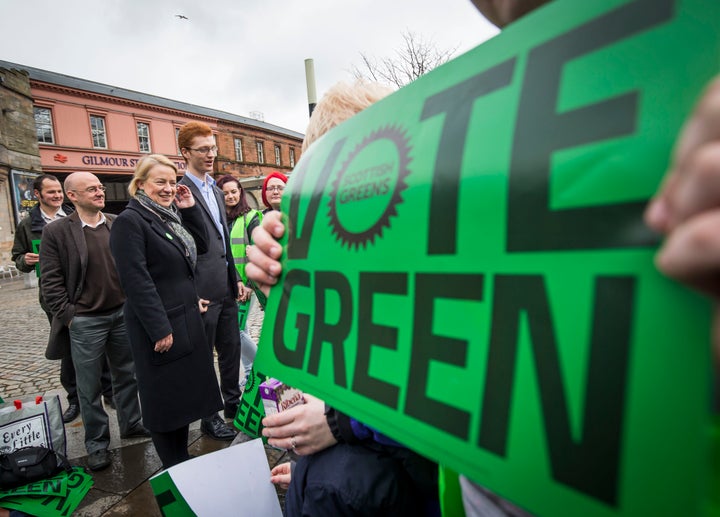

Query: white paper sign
[150,438,283,517]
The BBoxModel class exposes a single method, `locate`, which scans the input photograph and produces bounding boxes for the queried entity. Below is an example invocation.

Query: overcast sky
[0,0,498,134]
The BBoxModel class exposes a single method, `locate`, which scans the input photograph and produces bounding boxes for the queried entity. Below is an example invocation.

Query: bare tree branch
[351,30,458,88]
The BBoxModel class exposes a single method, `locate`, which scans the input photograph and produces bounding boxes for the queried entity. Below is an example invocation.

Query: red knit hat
[262,172,288,208]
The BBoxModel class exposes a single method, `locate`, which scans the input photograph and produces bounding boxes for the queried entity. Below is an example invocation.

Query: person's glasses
[267,185,285,192]
[186,146,218,155]
[71,185,106,194]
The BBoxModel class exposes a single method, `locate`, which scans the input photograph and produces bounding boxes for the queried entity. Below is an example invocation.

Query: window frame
[136,121,151,153]
[256,140,265,163]
[289,147,296,168]
[89,114,108,149]
[234,137,243,162]
[33,106,55,144]
[274,144,282,166]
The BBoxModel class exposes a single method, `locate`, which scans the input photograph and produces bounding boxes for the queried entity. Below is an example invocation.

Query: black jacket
[179,175,239,301]
[110,199,222,431]
[11,203,74,273]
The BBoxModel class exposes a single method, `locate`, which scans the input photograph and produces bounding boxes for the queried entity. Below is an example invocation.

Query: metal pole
[304,58,317,117]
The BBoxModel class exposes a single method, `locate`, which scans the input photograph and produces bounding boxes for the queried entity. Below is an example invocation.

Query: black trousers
[150,427,190,469]
[201,294,241,409]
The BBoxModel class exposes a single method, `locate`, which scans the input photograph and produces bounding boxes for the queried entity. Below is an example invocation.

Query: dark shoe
[87,449,111,471]
[201,414,237,441]
[121,424,151,439]
[62,403,80,423]
[103,395,116,410]
[223,402,239,419]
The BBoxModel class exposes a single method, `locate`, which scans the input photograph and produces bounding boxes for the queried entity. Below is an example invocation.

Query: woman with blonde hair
[110,154,223,469]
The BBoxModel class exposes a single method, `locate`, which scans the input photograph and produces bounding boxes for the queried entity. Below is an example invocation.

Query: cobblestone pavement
[0,276,265,400]
[0,278,60,398]
[0,276,290,516]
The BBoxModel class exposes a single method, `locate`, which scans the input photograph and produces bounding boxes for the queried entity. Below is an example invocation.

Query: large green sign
[256,0,720,515]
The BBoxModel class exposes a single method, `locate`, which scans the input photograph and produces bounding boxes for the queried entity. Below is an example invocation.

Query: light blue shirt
[184,171,225,248]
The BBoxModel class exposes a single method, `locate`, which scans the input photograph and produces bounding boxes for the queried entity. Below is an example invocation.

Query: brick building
[0,60,304,263]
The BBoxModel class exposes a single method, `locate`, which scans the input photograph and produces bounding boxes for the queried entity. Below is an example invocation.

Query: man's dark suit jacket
[179,174,239,301]
[40,211,117,359]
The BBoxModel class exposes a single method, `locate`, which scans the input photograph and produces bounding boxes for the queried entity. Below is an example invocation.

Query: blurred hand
[198,298,210,314]
[174,184,195,209]
[644,74,720,362]
[270,462,292,489]
[246,211,285,296]
[237,283,253,303]
[262,393,336,455]
[154,333,173,353]
[24,252,39,266]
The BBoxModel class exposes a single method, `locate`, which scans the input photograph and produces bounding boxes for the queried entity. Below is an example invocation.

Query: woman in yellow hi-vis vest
[217,175,262,391]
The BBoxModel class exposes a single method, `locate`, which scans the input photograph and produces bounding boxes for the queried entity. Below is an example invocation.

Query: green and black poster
[256,0,720,515]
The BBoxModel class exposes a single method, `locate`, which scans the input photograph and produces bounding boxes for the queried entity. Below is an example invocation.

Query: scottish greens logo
[327,126,411,249]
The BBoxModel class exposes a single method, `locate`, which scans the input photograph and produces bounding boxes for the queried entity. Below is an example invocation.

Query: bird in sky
[175,14,188,20]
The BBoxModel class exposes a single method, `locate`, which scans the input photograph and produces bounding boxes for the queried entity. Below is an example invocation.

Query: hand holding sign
[261,393,337,455]
[24,252,39,266]
[246,210,285,296]
[645,74,720,360]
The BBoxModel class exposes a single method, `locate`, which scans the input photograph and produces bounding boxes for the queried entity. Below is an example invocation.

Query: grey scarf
[135,190,198,268]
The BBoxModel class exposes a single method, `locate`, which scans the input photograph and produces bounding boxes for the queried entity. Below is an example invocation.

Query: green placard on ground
[0,467,93,517]
[256,1,720,515]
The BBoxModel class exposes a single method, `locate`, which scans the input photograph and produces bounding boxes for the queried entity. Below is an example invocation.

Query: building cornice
[31,81,216,123]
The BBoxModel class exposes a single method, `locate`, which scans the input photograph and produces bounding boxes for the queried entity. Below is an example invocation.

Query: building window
[34,107,54,144]
[274,144,282,166]
[90,115,107,148]
[234,138,243,161]
[256,141,265,163]
[289,148,296,168]
[175,127,181,155]
[137,122,151,153]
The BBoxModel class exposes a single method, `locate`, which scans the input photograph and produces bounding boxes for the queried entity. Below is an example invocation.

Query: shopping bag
[149,438,282,517]
[233,368,267,441]
[0,395,66,457]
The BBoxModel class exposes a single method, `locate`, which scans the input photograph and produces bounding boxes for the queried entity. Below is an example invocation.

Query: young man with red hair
[178,121,241,441]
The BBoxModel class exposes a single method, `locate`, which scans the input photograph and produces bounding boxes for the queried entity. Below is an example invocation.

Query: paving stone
[0,281,266,400]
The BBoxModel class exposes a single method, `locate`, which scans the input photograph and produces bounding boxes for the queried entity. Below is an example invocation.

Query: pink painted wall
[33,81,216,166]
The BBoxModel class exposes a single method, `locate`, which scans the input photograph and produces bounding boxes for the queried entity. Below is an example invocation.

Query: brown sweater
[75,224,125,315]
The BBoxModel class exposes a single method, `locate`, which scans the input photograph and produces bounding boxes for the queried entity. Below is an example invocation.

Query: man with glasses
[11,174,116,424]
[178,121,240,441]
[40,171,148,471]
